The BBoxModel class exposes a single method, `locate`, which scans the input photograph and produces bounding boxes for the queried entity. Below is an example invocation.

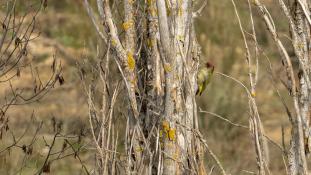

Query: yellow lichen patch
[122,20,134,31]
[135,146,143,152]
[164,63,172,72]
[297,42,304,50]
[251,0,259,6]
[162,120,170,132]
[251,91,256,98]
[148,7,157,17]
[177,35,184,42]
[151,8,157,16]
[147,38,156,48]
[111,39,117,46]
[128,0,135,4]
[147,0,153,6]
[161,120,177,142]
[173,147,179,159]
[147,39,152,48]
[168,128,176,141]
[178,0,183,16]
[167,8,171,16]
[127,52,135,70]
[178,8,183,16]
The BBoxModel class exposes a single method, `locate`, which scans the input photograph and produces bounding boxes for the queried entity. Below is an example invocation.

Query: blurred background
[0,0,295,174]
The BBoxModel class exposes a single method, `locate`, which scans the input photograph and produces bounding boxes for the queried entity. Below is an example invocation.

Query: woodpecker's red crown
[205,62,215,72]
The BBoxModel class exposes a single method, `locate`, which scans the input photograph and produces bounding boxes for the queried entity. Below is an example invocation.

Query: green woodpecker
[196,62,214,96]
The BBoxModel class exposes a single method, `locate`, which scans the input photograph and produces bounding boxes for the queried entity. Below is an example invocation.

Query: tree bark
[86,0,205,174]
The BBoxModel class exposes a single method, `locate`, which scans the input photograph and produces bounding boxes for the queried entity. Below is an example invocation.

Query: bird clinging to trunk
[196,62,214,96]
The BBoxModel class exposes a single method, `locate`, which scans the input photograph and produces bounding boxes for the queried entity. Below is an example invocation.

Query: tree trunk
[85,0,207,174]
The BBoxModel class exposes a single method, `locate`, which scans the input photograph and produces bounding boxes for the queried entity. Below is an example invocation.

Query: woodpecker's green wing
[196,65,214,95]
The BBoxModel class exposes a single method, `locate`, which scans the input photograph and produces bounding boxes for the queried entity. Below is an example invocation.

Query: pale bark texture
[85,0,207,174]
[253,0,311,174]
